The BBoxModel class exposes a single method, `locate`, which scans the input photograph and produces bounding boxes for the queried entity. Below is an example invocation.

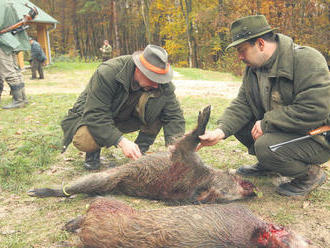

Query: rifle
[269,125,330,152]
[0,3,38,35]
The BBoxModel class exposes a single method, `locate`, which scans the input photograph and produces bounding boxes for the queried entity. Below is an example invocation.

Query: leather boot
[0,81,3,104]
[84,149,101,170]
[236,163,275,177]
[21,87,28,104]
[276,165,327,196]
[2,88,25,109]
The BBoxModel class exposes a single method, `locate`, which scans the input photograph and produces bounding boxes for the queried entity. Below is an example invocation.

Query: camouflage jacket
[61,55,185,151]
[217,34,330,148]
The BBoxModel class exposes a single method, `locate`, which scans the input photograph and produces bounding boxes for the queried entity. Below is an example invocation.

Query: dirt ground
[1,69,329,247]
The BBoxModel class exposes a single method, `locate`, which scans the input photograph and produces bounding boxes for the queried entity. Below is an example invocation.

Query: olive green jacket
[101,44,112,58]
[0,1,30,54]
[218,34,330,148]
[61,55,185,151]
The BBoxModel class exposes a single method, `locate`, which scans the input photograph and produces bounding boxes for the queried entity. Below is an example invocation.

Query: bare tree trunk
[140,0,151,43]
[179,0,193,68]
[112,0,120,56]
[72,0,81,58]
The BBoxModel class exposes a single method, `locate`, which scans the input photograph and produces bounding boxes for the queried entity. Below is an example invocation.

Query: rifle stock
[0,4,38,35]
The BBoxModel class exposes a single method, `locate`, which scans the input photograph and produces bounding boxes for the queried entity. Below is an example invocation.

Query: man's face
[236,40,266,68]
[134,68,159,91]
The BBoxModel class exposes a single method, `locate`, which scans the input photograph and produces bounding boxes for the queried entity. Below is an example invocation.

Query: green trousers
[235,122,330,178]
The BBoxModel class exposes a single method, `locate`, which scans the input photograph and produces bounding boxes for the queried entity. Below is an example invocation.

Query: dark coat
[217,34,330,149]
[61,55,185,151]
[31,40,46,62]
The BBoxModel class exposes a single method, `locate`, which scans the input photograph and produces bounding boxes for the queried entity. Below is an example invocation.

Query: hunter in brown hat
[61,45,185,170]
[198,15,330,197]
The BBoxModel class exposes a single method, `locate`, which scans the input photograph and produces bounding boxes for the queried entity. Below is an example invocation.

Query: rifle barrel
[269,135,311,152]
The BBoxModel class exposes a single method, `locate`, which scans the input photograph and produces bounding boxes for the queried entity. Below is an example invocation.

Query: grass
[0,62,329,247]
[173,67,241,82]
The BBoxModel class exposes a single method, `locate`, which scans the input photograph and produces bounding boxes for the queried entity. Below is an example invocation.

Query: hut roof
[4,0,59,24]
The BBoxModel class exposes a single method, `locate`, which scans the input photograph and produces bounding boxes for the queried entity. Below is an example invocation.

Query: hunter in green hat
[61,44,185,170]
[198,15,330,197]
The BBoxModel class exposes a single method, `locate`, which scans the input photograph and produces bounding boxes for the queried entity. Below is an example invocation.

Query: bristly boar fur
[65,197,310,248]
[28,106,256,203]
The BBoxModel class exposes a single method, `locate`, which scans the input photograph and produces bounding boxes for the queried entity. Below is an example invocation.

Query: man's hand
[118,137,142,160]
[251,120,263,140]
[196,128,225,151]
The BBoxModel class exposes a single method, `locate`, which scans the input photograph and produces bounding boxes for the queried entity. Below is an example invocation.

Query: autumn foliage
[30,0,329,75]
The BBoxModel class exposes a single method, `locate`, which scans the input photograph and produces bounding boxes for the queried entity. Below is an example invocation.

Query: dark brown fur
[28,106,256,203]
[65,197,310,248]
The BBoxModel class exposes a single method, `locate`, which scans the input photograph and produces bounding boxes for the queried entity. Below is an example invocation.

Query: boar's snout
[238,178,258,197]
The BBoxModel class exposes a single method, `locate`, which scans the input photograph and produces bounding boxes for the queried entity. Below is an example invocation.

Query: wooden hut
[14,0,58,68]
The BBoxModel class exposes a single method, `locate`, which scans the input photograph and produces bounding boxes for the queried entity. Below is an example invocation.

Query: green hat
[226,15,277,50]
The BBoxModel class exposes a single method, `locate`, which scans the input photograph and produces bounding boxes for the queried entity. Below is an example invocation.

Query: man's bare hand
[251,120,263,140]
[196,128,225,151]
[118,137,142,160]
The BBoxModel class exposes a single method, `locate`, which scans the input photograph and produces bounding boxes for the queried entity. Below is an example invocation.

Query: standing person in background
[0,2,31,109]
[99,40,112,62]
[29,37,46,80]
[61,44,185,170]
[198,15,330,197]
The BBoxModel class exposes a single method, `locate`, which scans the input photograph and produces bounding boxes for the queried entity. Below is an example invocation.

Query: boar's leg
[171,105,211,161]
[28,168,125,198]
[64,216,85,233]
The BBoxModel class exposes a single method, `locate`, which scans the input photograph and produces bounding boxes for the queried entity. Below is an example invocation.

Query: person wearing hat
[61,44,185,170]
[197,15,330,197]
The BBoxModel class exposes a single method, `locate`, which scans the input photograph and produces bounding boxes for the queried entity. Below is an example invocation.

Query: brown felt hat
[133,45,173,84]
[226,15,277,50]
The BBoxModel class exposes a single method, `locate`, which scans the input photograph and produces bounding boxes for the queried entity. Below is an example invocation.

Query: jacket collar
[115,56,136,92]
[268,34,294,80]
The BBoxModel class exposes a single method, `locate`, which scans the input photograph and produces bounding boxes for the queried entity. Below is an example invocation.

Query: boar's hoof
[27,188,64,198]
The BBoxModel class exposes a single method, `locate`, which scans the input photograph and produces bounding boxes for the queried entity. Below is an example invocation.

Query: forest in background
[30,0,329,75]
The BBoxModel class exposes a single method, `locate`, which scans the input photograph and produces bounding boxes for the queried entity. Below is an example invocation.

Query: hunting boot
[84,149,101,170]
[236,163,275,177]
[0,80,3,104]
[276,165,327,196]
[2,88,25,109]
[21,87,28,104]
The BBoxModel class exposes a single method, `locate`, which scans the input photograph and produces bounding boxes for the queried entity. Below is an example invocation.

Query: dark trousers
[235,122,330,178]
[115,118,162,153]
[31,58,44,79]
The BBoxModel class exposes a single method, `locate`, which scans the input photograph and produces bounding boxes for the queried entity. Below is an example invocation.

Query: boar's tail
[64,216,85,233]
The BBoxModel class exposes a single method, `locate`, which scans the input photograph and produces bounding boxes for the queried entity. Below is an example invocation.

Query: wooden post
[37,23,49,65]
[17,51,25,69]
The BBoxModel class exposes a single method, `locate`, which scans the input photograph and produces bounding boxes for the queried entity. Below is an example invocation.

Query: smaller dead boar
[65,197,310,248]
[28,106,256,203]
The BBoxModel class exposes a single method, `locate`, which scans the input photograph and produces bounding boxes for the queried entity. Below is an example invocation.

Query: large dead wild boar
[28,106,256,203]
[65,197,310,248]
